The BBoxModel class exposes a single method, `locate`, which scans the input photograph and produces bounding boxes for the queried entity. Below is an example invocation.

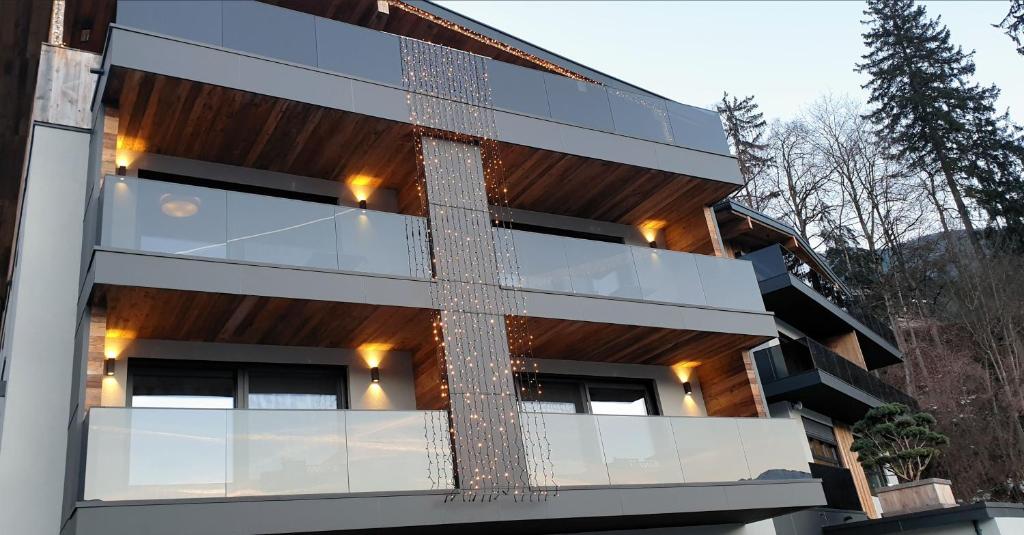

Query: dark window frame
[127,358,349,409]
[521,373,662,415]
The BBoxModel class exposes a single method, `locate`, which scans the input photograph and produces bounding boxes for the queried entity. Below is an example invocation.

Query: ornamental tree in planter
[851,403,953,515]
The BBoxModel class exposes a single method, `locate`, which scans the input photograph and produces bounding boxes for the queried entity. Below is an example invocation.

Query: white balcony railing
[496,229,766,312]
[99,176,431,279]
[84,408,810,501]
[83,408,454,501]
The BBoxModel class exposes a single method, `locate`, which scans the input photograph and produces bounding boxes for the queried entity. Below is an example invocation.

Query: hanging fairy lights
[400,36,555,502]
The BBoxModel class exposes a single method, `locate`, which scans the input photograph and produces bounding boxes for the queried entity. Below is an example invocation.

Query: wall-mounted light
[649,240,658,249]
[358,199,368,210]
[104,358,116,377]
[682,381,693,396]
[116,165,127,176]
[370,366,381,383]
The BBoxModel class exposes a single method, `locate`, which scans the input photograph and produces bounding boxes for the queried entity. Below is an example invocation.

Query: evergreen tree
[997,0,1024,56]
[717,92,776,210]
[856,0,1024,254]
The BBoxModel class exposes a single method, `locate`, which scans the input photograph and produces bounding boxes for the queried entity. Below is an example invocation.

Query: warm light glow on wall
[346,175,383,203]
[103,329,136,360]
[357,342,393,368]
[671,361,701,383]
[639,220,668,243]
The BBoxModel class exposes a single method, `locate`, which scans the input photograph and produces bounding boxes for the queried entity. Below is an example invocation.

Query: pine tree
[856,0,1023,254]
[997,0,1024,56]
[717,92,776,210]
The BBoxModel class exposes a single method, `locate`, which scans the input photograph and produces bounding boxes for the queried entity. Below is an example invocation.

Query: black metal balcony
[742,245,903,369]
[810,463,863,512]
[755,338,917,422]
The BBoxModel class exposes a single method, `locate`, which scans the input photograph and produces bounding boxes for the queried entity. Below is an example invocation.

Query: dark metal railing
[745,244,899,347]
[755,338,917,408]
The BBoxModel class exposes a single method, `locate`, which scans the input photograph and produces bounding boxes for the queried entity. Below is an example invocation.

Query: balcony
[498,229,766,312]
[743,245,902,368]
[84,409,813,501]
[112,0,730,157]
[98,176,430,280]
[754,338,917,422]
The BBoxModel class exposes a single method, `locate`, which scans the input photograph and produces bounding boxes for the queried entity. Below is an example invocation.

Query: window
[519,375,659,415]
[808,437,842,467]
[128,359,346,409]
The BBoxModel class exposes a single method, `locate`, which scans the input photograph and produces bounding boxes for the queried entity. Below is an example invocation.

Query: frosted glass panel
[632,248,707,305]
[228,410,348,496]
[672,417,750,482]
[564,239,641,299]
[336,207,422,277]
[226,192,338,269]
[497,229,573,292]
[695,255,766,312]
[84,408,228,501]
[523,413,609,486]
[738,418,813,480]
[346,410,453,492]
[597,415,683,485]
[135,180,227,258]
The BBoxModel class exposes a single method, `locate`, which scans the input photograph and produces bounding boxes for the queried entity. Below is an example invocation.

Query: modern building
[0,1,883,534]
[714,200,915,531]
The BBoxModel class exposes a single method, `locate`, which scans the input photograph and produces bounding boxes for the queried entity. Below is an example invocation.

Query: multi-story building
[0,2,843,534]
[714,200,913,531]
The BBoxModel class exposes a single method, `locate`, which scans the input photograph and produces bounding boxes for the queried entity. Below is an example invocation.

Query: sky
[437,1,1023,124]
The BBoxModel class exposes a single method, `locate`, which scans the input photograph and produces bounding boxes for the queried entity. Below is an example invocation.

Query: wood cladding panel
[825,331,868,370]
[85,308,107,410]
[699,350,767,417]
[835,423,880,519]
[97,285,434,349]
[106,69,734,240]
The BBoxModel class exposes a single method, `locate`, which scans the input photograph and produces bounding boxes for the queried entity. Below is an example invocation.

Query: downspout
[972,519,983,535]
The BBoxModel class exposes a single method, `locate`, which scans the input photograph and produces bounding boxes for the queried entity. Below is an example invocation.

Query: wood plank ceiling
[105,68,735,233]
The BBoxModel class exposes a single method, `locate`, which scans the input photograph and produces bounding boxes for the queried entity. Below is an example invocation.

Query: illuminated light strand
[401,36,555,502]
[387,0,595,84]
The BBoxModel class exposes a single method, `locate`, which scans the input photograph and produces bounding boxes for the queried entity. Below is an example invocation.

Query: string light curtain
[401,36,555,501]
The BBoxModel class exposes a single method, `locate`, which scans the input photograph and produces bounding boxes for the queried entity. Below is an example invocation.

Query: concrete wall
[105,339,417,410]
[0,124,92,535]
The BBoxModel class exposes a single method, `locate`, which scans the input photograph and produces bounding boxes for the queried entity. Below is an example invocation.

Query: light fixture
[358,199,368,210]
[116,165,127,176]
[682,381,693,395]
[104,358,116,377]
[160,194,201,218]
[370,366,381,383]
[649,240,657,248]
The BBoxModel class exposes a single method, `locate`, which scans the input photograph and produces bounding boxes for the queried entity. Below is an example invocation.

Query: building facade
[0,1,922,534]
[714,201,912,532]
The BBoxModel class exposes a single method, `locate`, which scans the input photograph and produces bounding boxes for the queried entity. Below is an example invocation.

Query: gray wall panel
[117,0,223,46]
[222,1,316,65]
[486,59,551,117]
[315,18,403,86]
[543,73,614,131]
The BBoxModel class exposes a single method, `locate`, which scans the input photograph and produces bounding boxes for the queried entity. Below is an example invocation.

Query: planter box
[876,478,956,517]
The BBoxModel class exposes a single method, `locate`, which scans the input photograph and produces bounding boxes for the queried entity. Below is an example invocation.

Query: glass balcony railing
[115,0,732,156]
[755,338,917,408]
[810,463,863,512]
[84,408,811,501]
[496,229,767,312]
[83,408,454,501]
[98,176,431,279]
[522,413,812,487]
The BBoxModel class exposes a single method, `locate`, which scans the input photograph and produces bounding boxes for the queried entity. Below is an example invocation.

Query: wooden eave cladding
[95,285,435,349]
[717,207,825,272]
[105,68,734,231]
[520,317,769,368]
